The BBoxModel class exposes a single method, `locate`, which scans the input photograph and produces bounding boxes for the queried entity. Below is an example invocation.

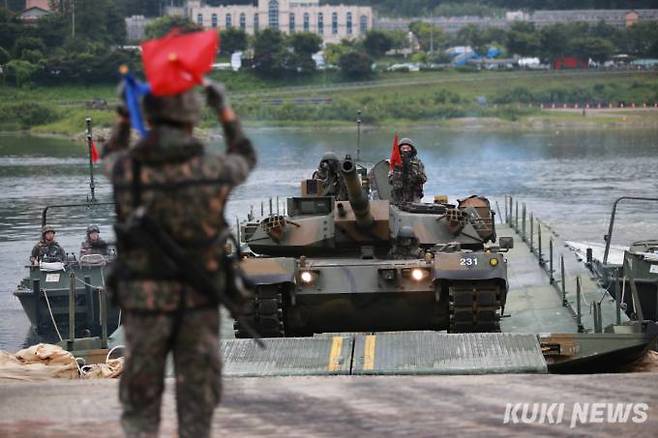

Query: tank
[236,155,512,338]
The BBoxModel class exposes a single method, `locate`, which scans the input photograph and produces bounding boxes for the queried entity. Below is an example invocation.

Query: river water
[1,127,657,351]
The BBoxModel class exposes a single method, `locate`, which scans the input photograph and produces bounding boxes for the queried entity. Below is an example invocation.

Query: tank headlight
[300,271,314,283]
[489,258,499,267]
[411,268,425,281]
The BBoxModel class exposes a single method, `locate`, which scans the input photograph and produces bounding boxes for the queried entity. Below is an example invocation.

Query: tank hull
[237,256,508,337]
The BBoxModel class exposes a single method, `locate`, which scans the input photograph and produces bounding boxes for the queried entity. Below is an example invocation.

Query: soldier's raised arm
[102,104,131,159]
[205,80,256,184]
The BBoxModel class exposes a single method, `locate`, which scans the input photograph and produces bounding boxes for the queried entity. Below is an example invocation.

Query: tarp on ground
[0,344,79,381]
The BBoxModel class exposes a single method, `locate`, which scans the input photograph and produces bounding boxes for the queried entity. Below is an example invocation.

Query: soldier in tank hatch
[389,138,427,205]
[312,151,348,200]
[103,79,256,438]
[30,225,66,264]
[79,224,109,257]
[389,226,425,260]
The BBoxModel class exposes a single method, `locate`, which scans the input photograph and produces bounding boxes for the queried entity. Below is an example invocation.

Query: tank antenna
[85,117,97,204]
[356,110,362,162]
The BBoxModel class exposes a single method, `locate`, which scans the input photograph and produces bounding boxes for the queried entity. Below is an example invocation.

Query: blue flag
[122,74,151,138]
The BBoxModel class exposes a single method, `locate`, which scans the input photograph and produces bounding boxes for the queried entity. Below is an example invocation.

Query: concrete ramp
[222,332,548,377]
[222,336,353,377]
[352,332,547,375]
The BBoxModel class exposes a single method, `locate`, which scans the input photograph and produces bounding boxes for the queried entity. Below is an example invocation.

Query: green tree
[290,32,322,56]
[387,30,410,50]
[338,51,373,79]
[455,24,491,55]
[364,30,394,58]
[253,28,287,77]
[220,28,248,55]
[409,21,445,52]
[627,22,658,58]
[5,59,39,87]
[539,24,570,61]
[287,32,322,74]
[506,22,540,57]
[13,37,46,59]
[144,15,200,40]
[324,42,350,65]
[568,36,615,63]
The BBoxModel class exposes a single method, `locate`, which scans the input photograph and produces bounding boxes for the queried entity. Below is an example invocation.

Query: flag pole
[86,117,97,204]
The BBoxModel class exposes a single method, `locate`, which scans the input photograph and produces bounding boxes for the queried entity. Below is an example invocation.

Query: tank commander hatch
[30,224,66,265]
[389,138,427,205]
[312,152,348,200]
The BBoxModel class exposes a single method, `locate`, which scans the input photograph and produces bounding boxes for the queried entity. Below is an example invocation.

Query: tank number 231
[459,257,478,266]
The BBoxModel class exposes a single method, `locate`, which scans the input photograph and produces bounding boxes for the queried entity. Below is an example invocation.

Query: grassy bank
[1,69,657,137]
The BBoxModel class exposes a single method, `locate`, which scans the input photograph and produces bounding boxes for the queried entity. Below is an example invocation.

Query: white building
[180,0,374,44]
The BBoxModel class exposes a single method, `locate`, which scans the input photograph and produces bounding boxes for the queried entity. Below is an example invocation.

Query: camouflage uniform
[80,225,109,257]
[389,138,427,205]
[30,225,66,263]
[312,152,348,200]
[103,85,256,438]
[79,238,109,257]
[389,226,424,260]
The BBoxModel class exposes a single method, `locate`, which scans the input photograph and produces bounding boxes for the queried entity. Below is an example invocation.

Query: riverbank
[1,69,656,139]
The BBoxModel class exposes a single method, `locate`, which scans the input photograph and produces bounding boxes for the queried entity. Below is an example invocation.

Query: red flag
[389,132,401,170]
[141,29,220,96]
[90,140,99,163]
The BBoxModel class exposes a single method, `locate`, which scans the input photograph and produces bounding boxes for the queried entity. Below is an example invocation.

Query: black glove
[116,104,129,119]
[205,80,228,111]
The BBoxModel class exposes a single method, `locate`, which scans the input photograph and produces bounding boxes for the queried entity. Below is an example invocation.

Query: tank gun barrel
[341,158,374,228]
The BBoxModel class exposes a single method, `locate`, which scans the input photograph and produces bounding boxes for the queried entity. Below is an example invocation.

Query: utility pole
[71,0,76,39]
[429,12,434,54]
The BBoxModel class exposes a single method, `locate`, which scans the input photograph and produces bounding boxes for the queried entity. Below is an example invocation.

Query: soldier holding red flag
[389,136,427,205]
[102,28,256,438]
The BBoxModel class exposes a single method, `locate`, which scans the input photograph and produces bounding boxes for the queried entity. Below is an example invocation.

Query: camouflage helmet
[87,224,100,235]
[142,89,202,125]
[320,152,339,163]
[41,224,56,235]
[398,138,417,156]
[397,226,418,246]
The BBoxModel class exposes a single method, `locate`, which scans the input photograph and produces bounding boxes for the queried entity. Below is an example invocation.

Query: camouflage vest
[109,127,233,311]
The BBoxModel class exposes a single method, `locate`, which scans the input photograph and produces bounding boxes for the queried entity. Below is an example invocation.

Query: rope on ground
[79,345,125,379]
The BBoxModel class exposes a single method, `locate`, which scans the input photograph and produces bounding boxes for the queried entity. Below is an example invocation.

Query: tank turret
[341,156,373,229]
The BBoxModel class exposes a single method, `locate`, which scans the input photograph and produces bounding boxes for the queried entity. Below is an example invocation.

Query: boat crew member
[79,224,109,257]
[389,138,427,205]
[103,81,256,437]
[30,224,66,264]
[312,152,348,200]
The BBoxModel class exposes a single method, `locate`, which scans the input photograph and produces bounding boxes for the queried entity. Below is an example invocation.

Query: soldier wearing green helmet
[30,224,66,264]
[389,225,424,259]
[312,151,348,200]
[80,224,109,257]
[389,137,427,205]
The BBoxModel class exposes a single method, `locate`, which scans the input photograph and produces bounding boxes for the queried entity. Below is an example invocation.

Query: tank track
[233,284,285,338]
[448,282,501,333]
